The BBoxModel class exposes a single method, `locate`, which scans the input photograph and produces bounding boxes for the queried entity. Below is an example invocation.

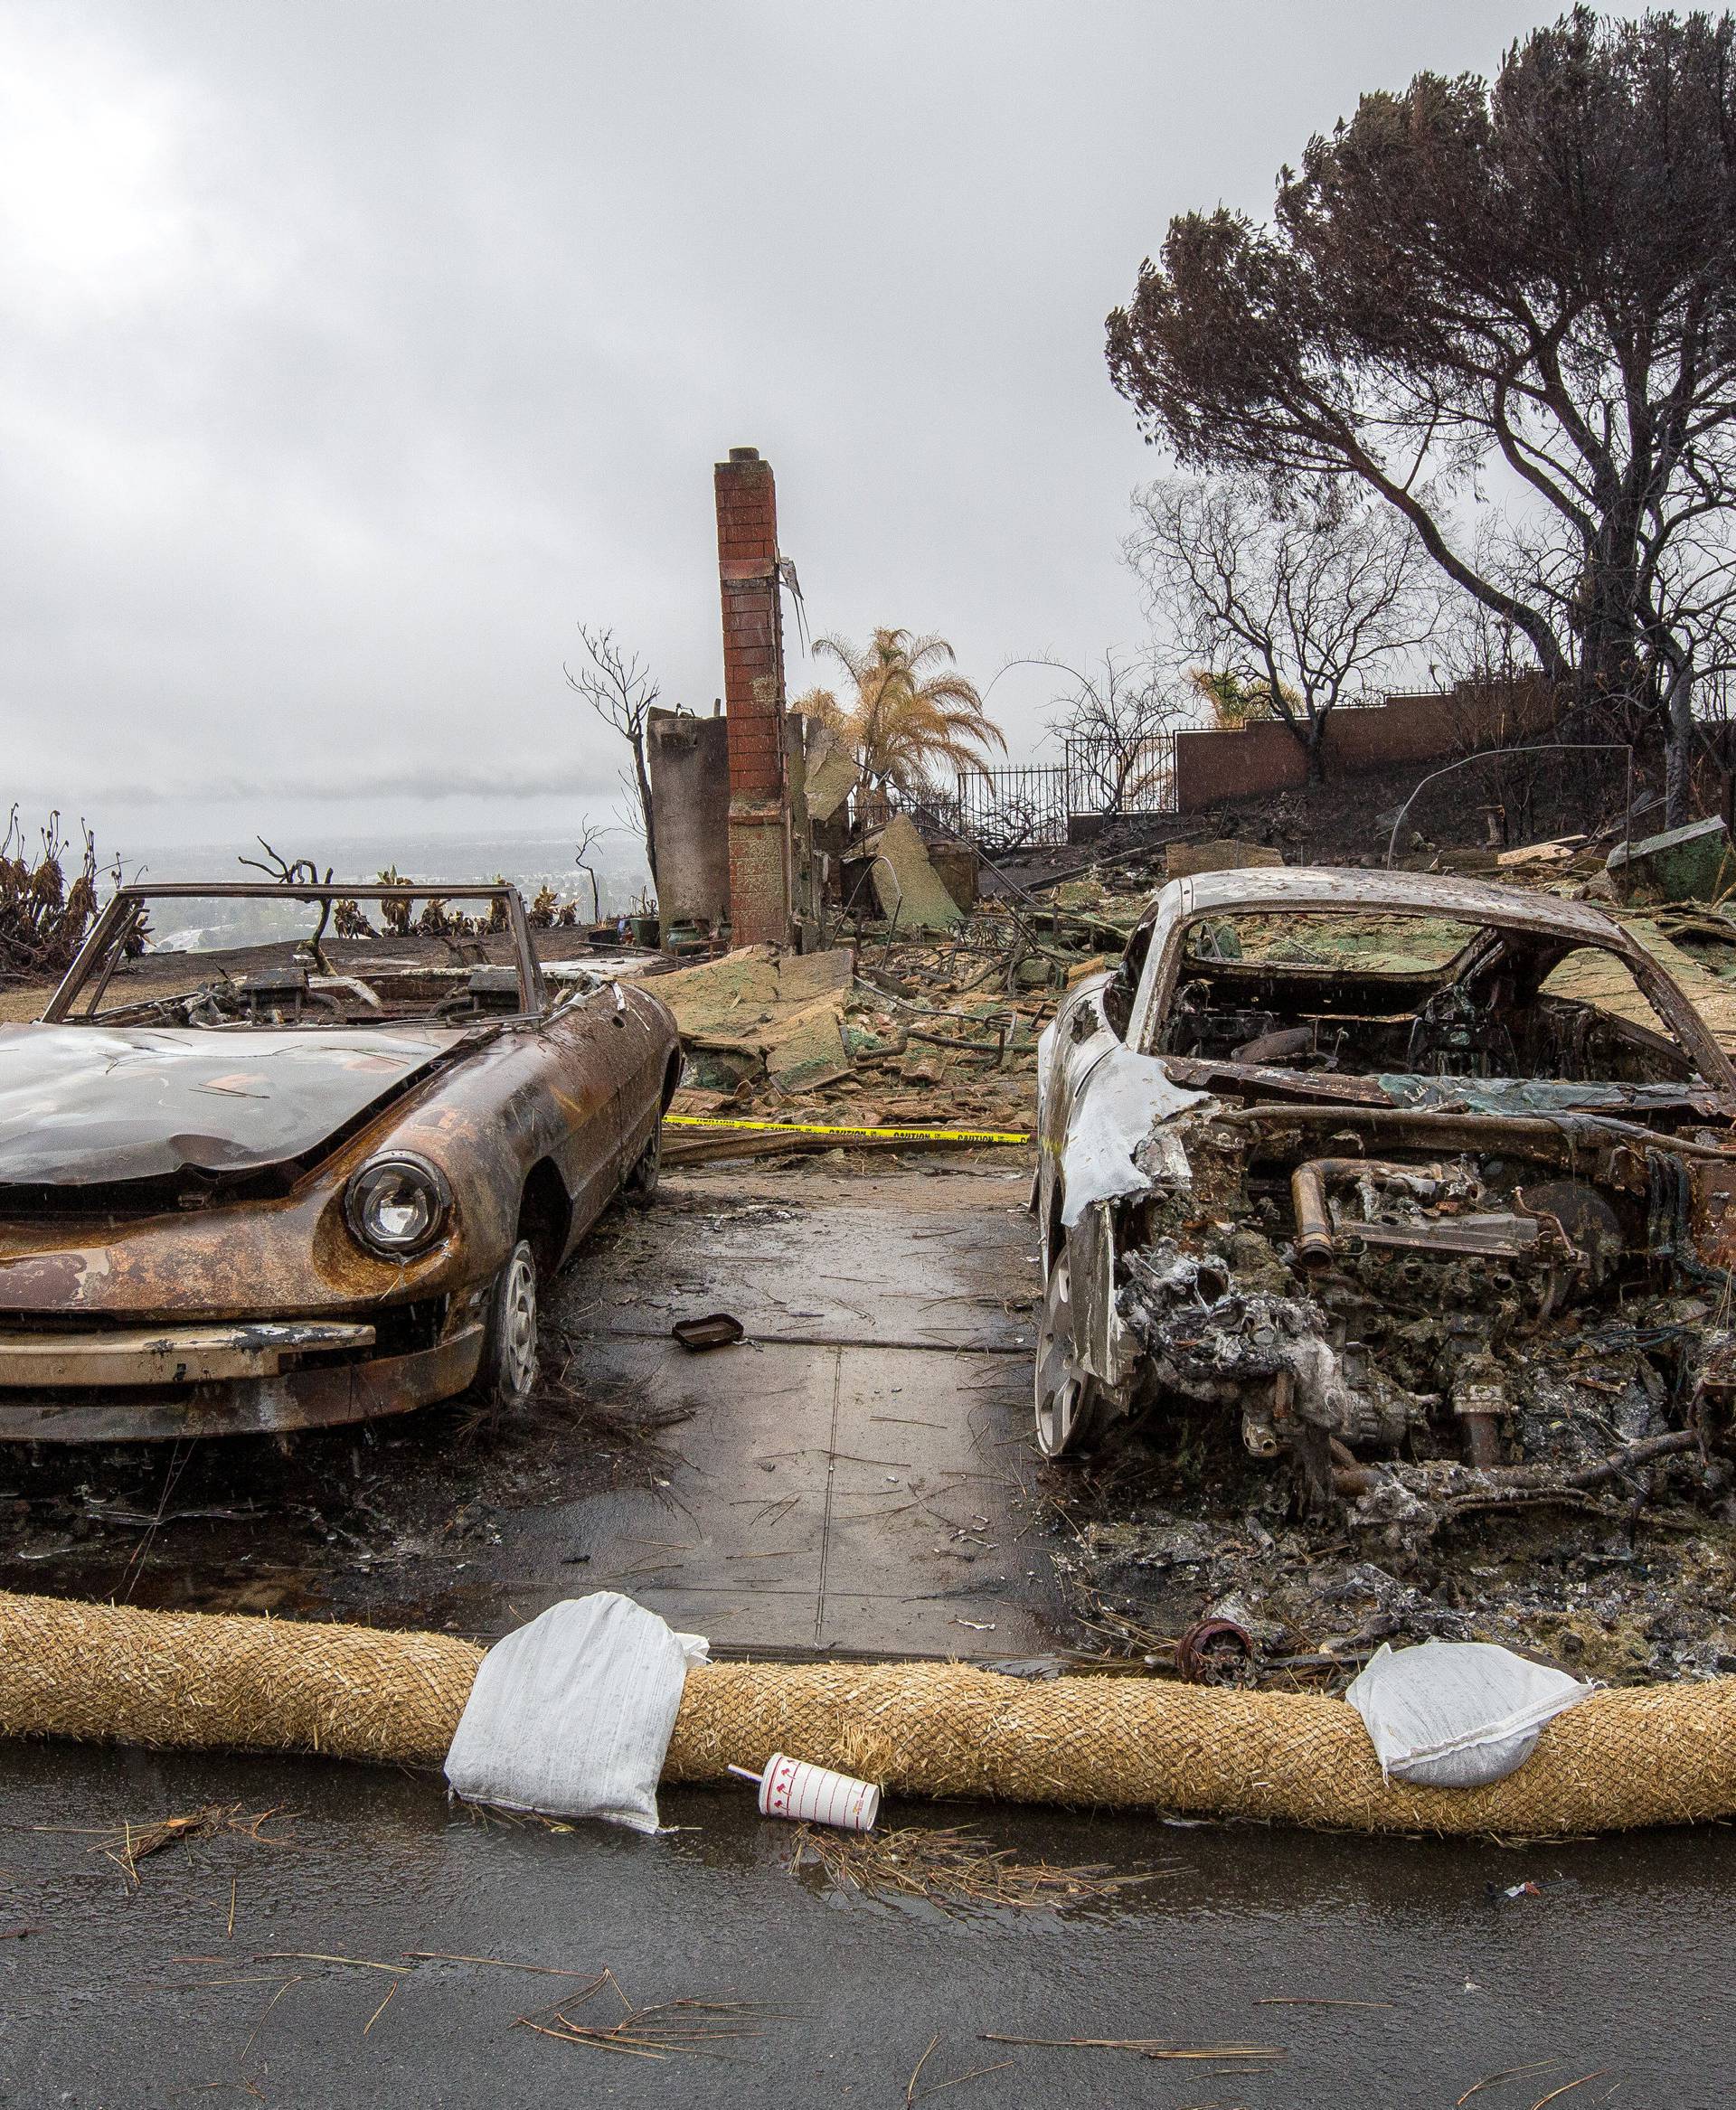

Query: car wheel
[474,1238,540,1408]
[623,1123,661,1207]
[1033,1247,1107,1458]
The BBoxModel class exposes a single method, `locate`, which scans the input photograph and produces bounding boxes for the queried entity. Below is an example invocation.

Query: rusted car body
[1033,867,1736,1495]
[0,883,678,1440]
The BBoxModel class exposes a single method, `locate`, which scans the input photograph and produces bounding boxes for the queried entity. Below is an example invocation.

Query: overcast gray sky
[0,0,1582,853]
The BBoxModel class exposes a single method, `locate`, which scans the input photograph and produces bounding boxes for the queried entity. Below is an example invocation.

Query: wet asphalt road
[0,1735,1730,2109]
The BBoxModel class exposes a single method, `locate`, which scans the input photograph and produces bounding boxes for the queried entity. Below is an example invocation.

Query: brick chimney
[715,446,793,946]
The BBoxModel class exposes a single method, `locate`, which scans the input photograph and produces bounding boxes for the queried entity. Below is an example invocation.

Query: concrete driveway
[536,1156,1066,1656]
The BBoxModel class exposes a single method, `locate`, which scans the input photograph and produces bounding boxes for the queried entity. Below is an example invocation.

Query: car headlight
[344,1153,451,1258]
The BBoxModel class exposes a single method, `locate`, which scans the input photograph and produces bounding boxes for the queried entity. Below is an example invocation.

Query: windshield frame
[43,882,547,1026]
[1132,890,1736,1098]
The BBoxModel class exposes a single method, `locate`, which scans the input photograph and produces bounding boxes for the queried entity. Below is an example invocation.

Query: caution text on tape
[665,1116,1031,1144]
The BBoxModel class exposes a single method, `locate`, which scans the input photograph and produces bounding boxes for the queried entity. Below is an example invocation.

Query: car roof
[1171,864,1632,950]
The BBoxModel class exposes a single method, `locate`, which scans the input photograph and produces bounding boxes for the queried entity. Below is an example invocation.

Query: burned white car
[1033,869,1736,1498]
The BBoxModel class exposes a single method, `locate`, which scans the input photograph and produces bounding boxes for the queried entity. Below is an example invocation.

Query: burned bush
[0,809,110,982]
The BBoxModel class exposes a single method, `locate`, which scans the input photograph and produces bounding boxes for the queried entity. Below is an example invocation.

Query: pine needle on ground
[515,1968,797,2063]
[790,1823,1166,1913]
[90,1804,297,1888]
[980,2033,1285,2061]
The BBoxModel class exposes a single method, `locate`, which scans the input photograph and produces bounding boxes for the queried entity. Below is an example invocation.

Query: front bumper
[0,1323,486,1441]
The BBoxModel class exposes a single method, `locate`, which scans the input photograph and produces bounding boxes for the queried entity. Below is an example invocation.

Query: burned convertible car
[1034,868,1736,1496]
[0,883,677,1439]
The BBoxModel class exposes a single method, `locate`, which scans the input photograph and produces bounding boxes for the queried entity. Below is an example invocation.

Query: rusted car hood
[0,1025,473,1185]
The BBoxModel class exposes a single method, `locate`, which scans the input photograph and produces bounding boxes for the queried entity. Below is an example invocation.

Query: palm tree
[797,627,1005,796]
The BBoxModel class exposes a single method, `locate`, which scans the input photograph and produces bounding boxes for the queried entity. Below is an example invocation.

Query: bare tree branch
[572,815,612,927]
[1034,649,1186,815]
[238,838,335,972]
[565,626,661,879]
[1127,477,1446,778]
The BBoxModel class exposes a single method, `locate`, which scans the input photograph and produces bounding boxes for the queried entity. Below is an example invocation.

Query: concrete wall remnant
[646,708,731,935]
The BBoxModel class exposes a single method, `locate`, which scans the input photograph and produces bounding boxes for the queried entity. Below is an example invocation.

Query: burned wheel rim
[497,1242,539,1401]
[626,1124,661,1204]
[1034,1248,1098,1458]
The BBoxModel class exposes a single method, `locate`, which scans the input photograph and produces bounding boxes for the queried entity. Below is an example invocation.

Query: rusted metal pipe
[1289,1158,1445,1272]
[1458,1413,1503,1468]
[1228,1101,1731,1163]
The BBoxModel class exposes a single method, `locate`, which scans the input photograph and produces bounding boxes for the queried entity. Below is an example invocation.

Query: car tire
[623,1122,661,1208]
[472,1238,540,1408]
[1033,1246,1108,1459]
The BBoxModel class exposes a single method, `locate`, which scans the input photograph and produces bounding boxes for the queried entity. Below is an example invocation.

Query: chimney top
[727,446,760,463]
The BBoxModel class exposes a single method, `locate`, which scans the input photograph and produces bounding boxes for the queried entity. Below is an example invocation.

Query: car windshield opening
[56,890,532,1029]
[1157,909,1703,1093]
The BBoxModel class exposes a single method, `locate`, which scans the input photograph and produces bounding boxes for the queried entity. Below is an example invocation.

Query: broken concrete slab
[1608,816,1736,904]
[804,746,859,827]
[926,843,981,914]
[1165,838,1283,880]
[864,813,963,930]
[760,991,851,1090]
[651,945,856,1092]
[652,944,852,1047]
[1548,914,1736,1049]
[774,947,854,1003]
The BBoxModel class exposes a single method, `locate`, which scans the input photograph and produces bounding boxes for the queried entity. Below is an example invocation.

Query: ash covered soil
[0,1305,688,1640]
[1048,1379,1736,1689]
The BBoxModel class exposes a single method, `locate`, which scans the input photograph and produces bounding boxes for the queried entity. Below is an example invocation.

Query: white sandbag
[443,1592,708,1832]
[1344,1640,1593,1788]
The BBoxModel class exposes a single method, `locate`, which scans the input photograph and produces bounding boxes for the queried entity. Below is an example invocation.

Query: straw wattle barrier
[3,1589,1734,1837]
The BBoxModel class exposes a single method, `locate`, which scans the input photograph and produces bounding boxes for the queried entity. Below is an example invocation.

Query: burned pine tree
[1106,6,1736,822]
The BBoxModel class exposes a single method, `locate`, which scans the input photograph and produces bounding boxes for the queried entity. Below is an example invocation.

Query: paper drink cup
[758,1751,880,1832]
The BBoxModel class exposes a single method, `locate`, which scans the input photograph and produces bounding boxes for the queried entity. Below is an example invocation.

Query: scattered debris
[790,1822,1162,1912]
[514,1969,792,2060]
[671,1313,747,1352]
[1174,1615,1255,1686]
[89,1803,297,1887]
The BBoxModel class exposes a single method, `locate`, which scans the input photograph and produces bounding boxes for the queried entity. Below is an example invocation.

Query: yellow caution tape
[665,1116,1031,1144]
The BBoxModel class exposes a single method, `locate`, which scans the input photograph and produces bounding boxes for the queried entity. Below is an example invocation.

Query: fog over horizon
[0,0,1581,861]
